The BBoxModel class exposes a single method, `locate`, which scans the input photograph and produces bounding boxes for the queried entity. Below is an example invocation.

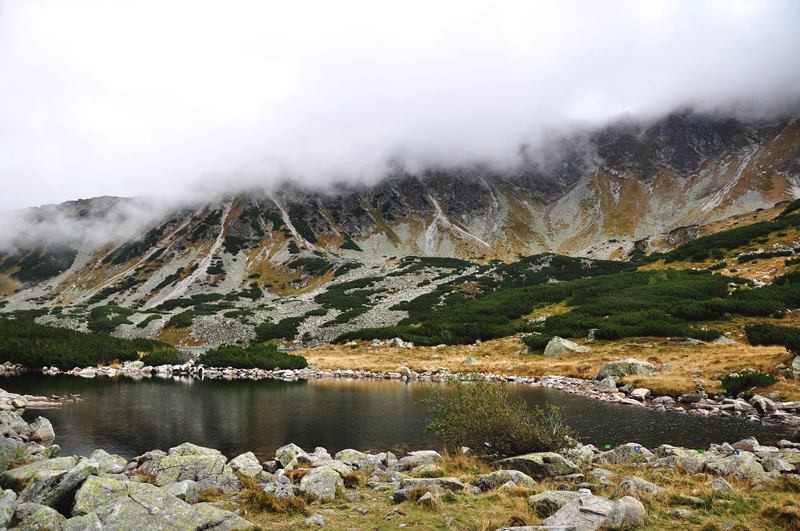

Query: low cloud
[1,0,799,212]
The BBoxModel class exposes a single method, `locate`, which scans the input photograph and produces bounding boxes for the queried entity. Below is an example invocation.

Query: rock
[461,356,479,366]
[0,488,15,529]
[28,417,55,442]
[592,443,653,466]
[416,491,439,508]
[678,390,707,403]
[88,449,127,474]
[143,443,240,493]
[317,460,353,478]
[72,476,132,516]
[704,453,767,481]
[791,356,800,377]
[18,459,99,509]
[528,490,591,514]
[389,450,442,472]
[304,513,327,526]
[299,467,343,503]
[595,377,617,390]
[398,477,466,493]
[714,337,738,345]
[275,443,312,468]
[228,452,265,480]
[711,477,735,493]
[656,363,674,372]
[542,494,646,531]
[652,396,675,405]
[496,452,581,480]
[65,512,104,531]
[161,480,199,504]
[0,435,29,473]
[650,446,706,474]
[544,336,591,357]
[670,508,695,519]
[750,395,777,415]
[13,502,66,531]
[90,482,253,530]
[594,358,654,380]
[334,449,380,472]
[731,437,759,452]
[474,470,537,492]
[263,476,294,499]
[630,388,651,401]
[761,456,796,473]
[0,456,77,488]
[611,476,664,497]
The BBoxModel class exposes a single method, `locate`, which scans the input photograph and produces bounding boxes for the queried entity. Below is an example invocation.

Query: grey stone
[275,443,311,468]
[544,337,591,357]
[161,480,199,504]
[592,443,652,466]
[416,491,439,508]
[670,508,695,519]
[13,502,66,531]
[228,451,265,480]
[89,449,127,475]
[0,435,28,473]
[398,477,466,492]
[496,452,581,480]
[299,467,343,503]
[791,356,800,377]
[528,490,591,513]
[594,358,654,380]
[611,476,664,497]
[705,453,767,481]
[0,488,15,529]
[72,476,132,517]
[595,377,617,390]
[65,512,104,531]
[761,456,796,473]
[304,514,327,526]
[143,443,240,493]
[334,449,380,472]
[28,417,55,442]
[711,477,735,493]
[462,356,480,366]
[474,470,536,491]
[541,494,646,531]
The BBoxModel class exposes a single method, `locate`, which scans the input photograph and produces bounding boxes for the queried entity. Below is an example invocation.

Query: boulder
[316,460,353,477]
[28,417,55,442]
[611,476,664,497]
[461,356,479,366]
[750,395,777,415]
[12,502,66,531]
[544,336,591,357]
[335,449,381,472]
[263,476,294,499]
[398,477,466,492]
[88,449,127,475]
[0,488,16,529]
[0,435,29,473]
[791,355,800,378]
[299,467,343,503]
[495,452,581,480]
[731,437,759,452]
[143,443,240,493]
[541,494,646,531]
[0,456,77,489]
[228,452,265,480]
[19,459,99,509]
[761,456,796,473]
[275,443,312,468]
[161,480,199,504]
[528,490,591,513]
[389,450,442,472]
[595,377,617,390]
[650,445,706,474]
[416,491,439,508]
[704,453,767,481]
[72,476,132,516]
[630,388,651,401]
[474,470,536,491]
[594,358,654,380]
[90,483,253,530]
[711,477,735,493]
[592,443,653,466]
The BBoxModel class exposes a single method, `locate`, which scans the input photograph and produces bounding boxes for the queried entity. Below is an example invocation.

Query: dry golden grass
[300,335,800,401]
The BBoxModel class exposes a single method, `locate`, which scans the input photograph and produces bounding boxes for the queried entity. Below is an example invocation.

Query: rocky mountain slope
[2,108,800,346]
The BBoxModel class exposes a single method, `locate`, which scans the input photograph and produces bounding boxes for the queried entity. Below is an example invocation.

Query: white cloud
[1,0,799,210]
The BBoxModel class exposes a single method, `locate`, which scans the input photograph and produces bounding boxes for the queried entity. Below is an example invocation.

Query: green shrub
[140,349,191,366]
[198,344,307,370]
[420,377,576,457]
[720,371,778,396]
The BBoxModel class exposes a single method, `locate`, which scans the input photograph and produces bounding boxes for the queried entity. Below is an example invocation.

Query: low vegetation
[197,344,308,370]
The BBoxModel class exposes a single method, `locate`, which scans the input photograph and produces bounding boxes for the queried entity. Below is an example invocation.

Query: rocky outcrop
[544,336,591,357]
[594,358,654,380]
[495,452,581,480]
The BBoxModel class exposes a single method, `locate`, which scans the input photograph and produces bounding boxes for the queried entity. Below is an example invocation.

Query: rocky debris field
[0,408,798,530]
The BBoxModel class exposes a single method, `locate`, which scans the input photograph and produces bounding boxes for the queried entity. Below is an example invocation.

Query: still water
[2,373,793,462]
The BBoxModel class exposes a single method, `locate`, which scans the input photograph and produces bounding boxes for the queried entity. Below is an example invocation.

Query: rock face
[474,470,536,491]
[137,443,241,493]
[594,358,654,380]
[544,336,591,357]
[495,452,581,480]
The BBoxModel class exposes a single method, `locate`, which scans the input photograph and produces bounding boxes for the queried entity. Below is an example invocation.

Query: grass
[208,452,800,531]
[300,334,800,401]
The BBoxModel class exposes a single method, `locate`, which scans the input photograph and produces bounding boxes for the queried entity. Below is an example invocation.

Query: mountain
[1,108,800,347]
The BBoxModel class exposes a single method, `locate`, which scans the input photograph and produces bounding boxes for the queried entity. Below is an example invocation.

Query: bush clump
[420,377,576,457]
[720,371,779,397]
[198,343,308,370]
[140,349,192,366]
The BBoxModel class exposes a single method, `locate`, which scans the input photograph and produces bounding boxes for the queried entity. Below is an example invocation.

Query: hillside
[1,108,800,347]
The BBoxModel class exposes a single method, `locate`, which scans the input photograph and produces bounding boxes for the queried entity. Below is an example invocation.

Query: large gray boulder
[495,452,581,480]
[704,453,767,481]
[0,488,15,529]
[544,336,591,357]
[161,480,199,504]
[528,490,591,514]
[228,452,266,481]
[611,476,664,497]
[0,456,77,489]
[275,443,312,468]
[791,356,800,378]
[542,494,646,531]
[474,470,536,492]
[592,443,653,466]
[72,476,133,516]
[335,449,381,472]
[650,445,706,474]
[89,483,252,530]
[0,435,29,473]
[299,467,343,503]
[594,358,654,380]
[18,459,99,510]
[389,450,442,473]
[263,476,294,499]
[12,502,66,531]
[88,449,127,475]
[398,477,467,493]
[140,443,240,493]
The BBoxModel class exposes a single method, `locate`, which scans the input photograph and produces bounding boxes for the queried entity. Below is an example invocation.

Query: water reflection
[2,373,792,461]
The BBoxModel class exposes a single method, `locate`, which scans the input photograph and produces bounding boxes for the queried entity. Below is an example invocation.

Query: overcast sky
[1,0,799,211]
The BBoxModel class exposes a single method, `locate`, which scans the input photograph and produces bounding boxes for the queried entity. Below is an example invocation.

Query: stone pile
[0,389,79,414]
